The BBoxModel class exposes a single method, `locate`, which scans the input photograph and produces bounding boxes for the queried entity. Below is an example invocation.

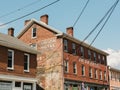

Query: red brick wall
[0,45,37,77]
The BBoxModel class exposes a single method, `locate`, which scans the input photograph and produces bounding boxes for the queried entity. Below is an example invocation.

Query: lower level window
[24,54,30,72]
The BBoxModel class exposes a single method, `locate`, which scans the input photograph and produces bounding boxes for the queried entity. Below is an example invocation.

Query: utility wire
[0,0,60,27]
[73,0,90,27]
[0,0,42,19]
[81,0,119,44]
[88,0,119,47]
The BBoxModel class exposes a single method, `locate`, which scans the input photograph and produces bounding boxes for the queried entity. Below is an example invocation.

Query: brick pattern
[0,45,37,77]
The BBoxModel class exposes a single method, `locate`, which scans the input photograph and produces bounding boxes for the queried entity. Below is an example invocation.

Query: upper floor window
[104,71,107,80]
[82,65,85,76]
[64,60,69,73]
[72,43,76,55]
[88,50,92,60]
[102,56,106,65]
[100,70,102,80]
[80,46,84,58]
[32,28,37,38]
[93,52,97,63]
[98,54,101,64]
[8,49,14,69]
[94,69,98,79]
[89,67,92,78]
[64,39,68,52]
[73,62,77,74]
[24,54,30,72]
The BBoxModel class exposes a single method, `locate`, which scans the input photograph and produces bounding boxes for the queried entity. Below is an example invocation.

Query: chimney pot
[40,14,48,24]
[66,27,74,36]
[8,27,14,37]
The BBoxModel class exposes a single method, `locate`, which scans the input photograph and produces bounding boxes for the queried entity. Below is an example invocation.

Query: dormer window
[32,28,37,38]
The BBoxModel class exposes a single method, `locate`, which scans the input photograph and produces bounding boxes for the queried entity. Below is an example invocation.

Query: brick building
[17,14,109,90]
[0,28,39,90]
[109,66,120,90]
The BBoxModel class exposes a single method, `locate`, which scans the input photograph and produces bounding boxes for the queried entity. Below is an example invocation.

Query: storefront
[0,74,37,90]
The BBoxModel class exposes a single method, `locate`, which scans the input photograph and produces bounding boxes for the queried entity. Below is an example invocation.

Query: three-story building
[17,14,109,90]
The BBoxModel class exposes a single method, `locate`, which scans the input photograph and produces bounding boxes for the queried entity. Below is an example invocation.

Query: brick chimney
[8,27,14,37]
[66,27,74,36]
[24,20,30,26]
[40,14,48,24]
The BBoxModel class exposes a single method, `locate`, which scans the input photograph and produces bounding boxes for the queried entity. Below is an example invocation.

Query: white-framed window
[94,69,98,79]
[93,52,97,63]
[24,53,30,72]
[64,39,68,52]
[100,70,102,80]
[72,43,76,55]
[80,46,84,58]
[32,27,37,38]
[73,62,77,74]
[64,60,69,73]
[104,71,107,80]
[7,49,14,70]
[82,65,85,76]
[89,67,92,78]
[88,50,92,59]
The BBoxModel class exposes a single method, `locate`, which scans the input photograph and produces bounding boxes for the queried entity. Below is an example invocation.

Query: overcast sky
[0,0,120,69]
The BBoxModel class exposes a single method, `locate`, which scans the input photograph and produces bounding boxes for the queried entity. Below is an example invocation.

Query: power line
[88,0,119,48]
[81,0,119,44]
[0,0,60,27]
[0,0,42,19]
[73,0,90,27]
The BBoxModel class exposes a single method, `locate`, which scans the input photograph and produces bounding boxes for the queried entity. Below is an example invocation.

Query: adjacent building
[109,66,120,90]
[0,28,39,90]
[17,14,109,90]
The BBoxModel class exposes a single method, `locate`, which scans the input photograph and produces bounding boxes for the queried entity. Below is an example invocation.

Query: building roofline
[0,33,40,54]
[17,18,108,55]
[109,66,120,72]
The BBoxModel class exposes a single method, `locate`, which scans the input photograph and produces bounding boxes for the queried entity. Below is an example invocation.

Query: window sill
[31,37,37,39]
[24,70,29,73]
[7,67,14,71]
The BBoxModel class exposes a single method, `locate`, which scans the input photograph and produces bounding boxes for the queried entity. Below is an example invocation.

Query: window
[73,62,77,74]
[89,67,92,78]
[15,82,21,87]
[100,70,102,80]
[24,54,30,72]
[104,71,107,80]
[102,56,106,65]
[93,52,97,63]
[32,28,37,38]
[82,65,85,76]
[64,60,69,73]
[88,50,91,59]
[64,84,69,90]
[98,54,101,64]
[80,46,84,58]
[72,43,76,55]
[94,69,98,79]
[64,39,68,52]
[8,49,14,69]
